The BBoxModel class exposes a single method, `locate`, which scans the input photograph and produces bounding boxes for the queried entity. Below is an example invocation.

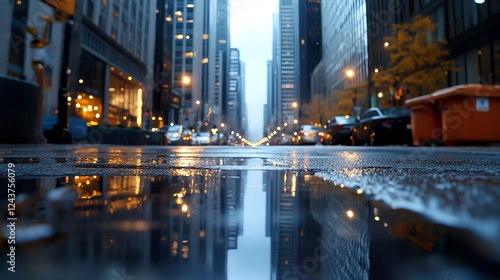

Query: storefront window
[75,51,104,124]
[74,93,102,125]
[108,72,143,127]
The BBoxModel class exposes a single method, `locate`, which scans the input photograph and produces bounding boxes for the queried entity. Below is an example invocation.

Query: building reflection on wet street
[1,169,500,280]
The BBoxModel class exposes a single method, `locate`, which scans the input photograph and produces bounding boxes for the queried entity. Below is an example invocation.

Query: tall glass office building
[322,0,368,93]
[276,0,301,125]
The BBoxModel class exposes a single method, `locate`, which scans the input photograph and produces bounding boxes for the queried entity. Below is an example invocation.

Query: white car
[192,132,213,145]
[297,125,324,145]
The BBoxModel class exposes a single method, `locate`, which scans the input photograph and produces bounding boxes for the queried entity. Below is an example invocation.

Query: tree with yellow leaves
[301,94,335,124]
[372,14,458,99]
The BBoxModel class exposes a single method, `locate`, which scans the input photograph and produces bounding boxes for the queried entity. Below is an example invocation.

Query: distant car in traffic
[160,124,192,145]
[279,133,293,145]
[192,132,213,145]
[350,108,413,146]
[297,125,324,145]
[326,115,356,145]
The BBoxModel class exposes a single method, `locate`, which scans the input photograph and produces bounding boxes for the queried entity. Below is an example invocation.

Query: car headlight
[173,133,179,138]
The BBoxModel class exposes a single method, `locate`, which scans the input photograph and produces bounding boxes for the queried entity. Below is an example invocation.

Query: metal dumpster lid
[406,84,500,108]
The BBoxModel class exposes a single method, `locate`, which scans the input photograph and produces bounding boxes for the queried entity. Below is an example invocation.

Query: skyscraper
[321,0,368,115]
[298,0,322,119]
[168,0,230,131]
[153,0,177,127]
[275,0,300,126]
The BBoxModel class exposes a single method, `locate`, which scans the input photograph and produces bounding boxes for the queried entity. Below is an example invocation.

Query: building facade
[275,0,301,126]
[152,0,178,128]
[298,0,322,120]
[76,0,157,128]
[1,0,65,116]
[167,0,231,132]
[0,0,157,129]
[227,48,240,132]
[321,0,369,114]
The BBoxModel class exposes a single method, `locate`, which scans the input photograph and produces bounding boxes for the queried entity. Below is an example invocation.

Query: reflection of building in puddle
[266,171,322,280]
[310,182,371,280]
[53,170,245,279]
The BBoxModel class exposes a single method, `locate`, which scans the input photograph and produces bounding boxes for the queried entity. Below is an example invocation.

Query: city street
[1,144,500,279]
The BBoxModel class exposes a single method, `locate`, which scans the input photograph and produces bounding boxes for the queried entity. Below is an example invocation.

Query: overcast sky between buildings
[230,0,277,142]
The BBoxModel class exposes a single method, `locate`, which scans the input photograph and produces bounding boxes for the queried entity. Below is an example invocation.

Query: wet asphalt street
[1,144,500,280]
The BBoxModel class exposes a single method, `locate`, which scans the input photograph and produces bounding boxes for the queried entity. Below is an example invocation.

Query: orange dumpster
[433,85,500,146]
[405,94,443,146]
[406,84,500,146]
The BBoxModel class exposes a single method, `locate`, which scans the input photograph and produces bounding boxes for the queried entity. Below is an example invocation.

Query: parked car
[326,115,357,145]
[42,115,89,142]
[350,107,413,146]
[192,132,213,145]
[160,124,192,145]
[297,125,324,145]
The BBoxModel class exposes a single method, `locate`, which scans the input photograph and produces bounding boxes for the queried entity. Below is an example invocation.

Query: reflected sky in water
[1,166,500,280]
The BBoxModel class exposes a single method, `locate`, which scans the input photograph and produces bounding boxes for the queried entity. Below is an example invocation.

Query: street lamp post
[195,99,201,132]
[181,75,191,127]
[346,69,361,118]
[292,101,299,131]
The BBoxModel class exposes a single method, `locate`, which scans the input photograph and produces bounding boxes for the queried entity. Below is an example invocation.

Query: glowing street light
[475,0,485,3]
[182,75,191,85]
[345,69,355,78]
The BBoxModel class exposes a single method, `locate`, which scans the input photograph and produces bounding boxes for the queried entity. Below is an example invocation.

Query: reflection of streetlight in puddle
[341,151,359,162]
[346,210,354,219]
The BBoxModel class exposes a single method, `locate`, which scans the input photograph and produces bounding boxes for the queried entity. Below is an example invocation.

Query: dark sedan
[325,115,356,145]
[350,108,413,146]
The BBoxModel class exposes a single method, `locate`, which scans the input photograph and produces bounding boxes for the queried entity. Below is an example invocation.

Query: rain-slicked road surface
[1,144,500,280]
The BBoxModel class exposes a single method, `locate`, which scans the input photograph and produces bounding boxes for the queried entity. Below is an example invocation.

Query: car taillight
[301,131,306,136]
[383,119,391,125]
[336,125,343,132]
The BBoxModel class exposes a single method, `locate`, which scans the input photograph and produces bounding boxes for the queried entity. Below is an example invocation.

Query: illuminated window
[202,58,209,64]
[185,52,194,58]
[187,4,194,8]
[203,34,209,39]
[175,34,184,40]
[175,11,182,16]
[219,39,226,44]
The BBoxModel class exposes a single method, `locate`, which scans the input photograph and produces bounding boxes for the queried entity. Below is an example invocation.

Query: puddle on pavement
[1,171,499,280]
